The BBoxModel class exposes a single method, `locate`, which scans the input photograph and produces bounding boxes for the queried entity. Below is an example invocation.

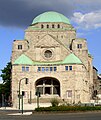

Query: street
[0,110,101,120]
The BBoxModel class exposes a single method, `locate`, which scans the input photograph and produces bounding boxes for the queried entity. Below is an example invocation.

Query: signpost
[35,90,41,108]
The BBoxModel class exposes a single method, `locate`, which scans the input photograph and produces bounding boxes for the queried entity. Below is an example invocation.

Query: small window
[57,24,60,28]
[50,67,52,71]
[47,24,49,28]
[65,66,68,71]
[67,90,72,97]
[18,45,22,49]
[41,24,44,28]
[54,67,57,71]
[26,67,29,71]
[22,66,29,72]
[46,67,49,71]
[42,67,45,72]
[77,44,82,49]
[69,66,72,71]
[52,24,54,28]
[37,66,57,72]
[22,66,25,71]
[38,67,41,72]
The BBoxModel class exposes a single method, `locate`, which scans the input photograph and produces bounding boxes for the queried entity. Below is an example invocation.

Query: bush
[35,105,101,112]
[50,98,59,107]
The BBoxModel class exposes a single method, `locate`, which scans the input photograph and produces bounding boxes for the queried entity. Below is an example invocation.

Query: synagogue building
[11,11,93,108]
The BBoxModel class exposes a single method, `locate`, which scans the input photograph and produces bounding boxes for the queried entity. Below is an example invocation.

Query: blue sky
[0,0,101,83]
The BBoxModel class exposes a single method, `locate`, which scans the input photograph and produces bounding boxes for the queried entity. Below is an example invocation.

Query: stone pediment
[35,34,60,47]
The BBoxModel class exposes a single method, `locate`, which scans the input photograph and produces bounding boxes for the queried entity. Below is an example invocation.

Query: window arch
[57,24,60,28]
[41,24,44,28]
[35,77,60,96]
[47,24,49,28]
[52,24,54,28]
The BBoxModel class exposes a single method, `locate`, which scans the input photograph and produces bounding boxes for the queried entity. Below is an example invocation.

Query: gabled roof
[14,54,33,65]
[62,53,82,64]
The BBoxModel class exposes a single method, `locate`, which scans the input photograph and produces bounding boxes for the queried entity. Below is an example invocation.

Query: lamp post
[18,77,28,110]
[35,88,41,108]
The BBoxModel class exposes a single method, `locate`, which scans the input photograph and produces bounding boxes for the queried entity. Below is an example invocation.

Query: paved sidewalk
[0,103,51,110]
[7,112,32,115]
[0,103,51,115]
[0,107,17,110]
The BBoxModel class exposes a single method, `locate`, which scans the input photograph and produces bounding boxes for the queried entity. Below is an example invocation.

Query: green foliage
[35,106,101,112]
[0,62,11,101]
[0,62,11,83]
[50,98,60,107]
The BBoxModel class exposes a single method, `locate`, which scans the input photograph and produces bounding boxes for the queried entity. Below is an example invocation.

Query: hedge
[35,106,101,112]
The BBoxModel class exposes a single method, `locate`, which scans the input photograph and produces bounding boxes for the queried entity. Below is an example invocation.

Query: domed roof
[32,11,70,25]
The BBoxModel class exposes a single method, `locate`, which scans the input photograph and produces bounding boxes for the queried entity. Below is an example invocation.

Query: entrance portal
[35,77,60,96]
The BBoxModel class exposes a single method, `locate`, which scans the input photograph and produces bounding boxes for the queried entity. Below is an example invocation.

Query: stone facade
[11,11,93,108]
[93,67,101,98]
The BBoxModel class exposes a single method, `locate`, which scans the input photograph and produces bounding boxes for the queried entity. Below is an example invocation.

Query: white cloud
[71,10,101,30]
[75,0,101,4]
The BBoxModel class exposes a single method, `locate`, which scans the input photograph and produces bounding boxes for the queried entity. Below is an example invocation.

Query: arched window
[52,24,54,28]
[41,24,44,28]
[57,24,60,28]
[47,24,49,28]
[35,77,60,96]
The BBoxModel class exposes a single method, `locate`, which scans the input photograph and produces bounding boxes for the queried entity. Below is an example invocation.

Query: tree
[0,62,12,103]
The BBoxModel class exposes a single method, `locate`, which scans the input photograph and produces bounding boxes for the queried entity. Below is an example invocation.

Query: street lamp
[18,77,28,110]
[35,88,41,108]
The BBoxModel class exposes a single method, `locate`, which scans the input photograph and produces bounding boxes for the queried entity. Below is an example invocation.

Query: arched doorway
[35,77,60,96]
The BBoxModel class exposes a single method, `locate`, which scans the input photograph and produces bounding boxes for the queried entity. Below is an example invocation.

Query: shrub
[50,98,59,107]
[35,106,101,112]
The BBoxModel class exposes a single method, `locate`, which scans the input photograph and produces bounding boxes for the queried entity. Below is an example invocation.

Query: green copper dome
[32,11,70,25]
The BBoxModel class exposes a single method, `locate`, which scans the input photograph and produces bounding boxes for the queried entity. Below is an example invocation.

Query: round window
[44,50,52,58]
